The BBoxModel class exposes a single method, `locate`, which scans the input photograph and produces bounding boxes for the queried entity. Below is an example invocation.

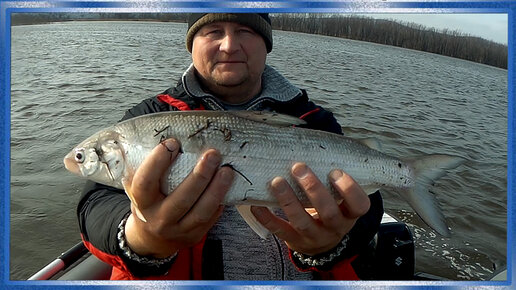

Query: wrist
[117,213,177,277]
[119,213,177,261]
[290,234,350,271]
[124,213,178,258]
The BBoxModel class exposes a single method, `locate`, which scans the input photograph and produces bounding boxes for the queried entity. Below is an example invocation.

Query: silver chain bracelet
[117,213,177,266]
[292,234,350,267]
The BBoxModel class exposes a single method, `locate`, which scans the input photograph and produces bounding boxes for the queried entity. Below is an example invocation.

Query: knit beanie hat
[186,13,273,53]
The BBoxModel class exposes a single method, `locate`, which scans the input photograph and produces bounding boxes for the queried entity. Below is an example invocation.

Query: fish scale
[64,110,464,237]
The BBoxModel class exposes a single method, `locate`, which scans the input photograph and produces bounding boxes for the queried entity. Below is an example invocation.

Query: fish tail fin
[401,154,464,237]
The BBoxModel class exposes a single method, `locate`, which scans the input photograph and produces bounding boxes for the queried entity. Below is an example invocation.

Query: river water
[10,21,507,281]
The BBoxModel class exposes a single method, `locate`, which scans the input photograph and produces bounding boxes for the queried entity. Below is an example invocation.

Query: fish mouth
[63,151,80,175]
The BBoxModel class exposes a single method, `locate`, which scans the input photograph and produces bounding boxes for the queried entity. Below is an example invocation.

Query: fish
[64,111,464,238]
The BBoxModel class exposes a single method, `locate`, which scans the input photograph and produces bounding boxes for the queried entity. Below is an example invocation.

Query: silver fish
[64,111,464,237]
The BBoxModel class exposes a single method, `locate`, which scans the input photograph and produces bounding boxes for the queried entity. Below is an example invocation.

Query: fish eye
[75,150,85,163]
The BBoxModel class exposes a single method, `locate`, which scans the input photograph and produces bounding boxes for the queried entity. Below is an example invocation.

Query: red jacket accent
[298,107,321,120]
[287,246,360,280]
[81,234,132,278]
[320,255,360,280]
[157,94,205,111]
[82,234,207,280]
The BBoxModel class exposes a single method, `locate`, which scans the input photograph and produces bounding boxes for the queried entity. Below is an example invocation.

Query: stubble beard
[197,65,261,103]
[209,72,258,103]
[212,70,249,88]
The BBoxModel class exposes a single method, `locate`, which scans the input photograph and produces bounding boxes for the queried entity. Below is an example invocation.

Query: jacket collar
[182,63,302,110]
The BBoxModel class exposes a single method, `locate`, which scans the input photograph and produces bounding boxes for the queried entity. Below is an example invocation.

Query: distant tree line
[12,12,507,69]
[271,14,507,69]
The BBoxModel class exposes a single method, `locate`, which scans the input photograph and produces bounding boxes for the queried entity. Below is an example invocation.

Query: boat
[27,213,507,281]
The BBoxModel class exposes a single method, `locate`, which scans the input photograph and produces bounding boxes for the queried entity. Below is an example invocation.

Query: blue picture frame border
[0,1,513,289]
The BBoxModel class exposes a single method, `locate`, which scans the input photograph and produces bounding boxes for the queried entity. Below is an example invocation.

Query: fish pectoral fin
[229,111,307,127]
[236,205,270,239]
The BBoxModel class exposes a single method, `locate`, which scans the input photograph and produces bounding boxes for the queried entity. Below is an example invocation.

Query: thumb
[128,138,181,210]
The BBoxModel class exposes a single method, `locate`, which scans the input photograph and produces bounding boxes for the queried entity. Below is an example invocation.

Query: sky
[361,14,508,45]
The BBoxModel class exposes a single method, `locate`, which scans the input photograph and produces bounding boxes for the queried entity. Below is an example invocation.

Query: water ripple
[9,21,508,281]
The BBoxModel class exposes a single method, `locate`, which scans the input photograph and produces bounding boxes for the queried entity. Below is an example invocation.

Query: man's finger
[269,176,316,235]
[178,166,233,230]
[250,206,299,241]
[291,163,343,229]
[160,149,222,222]
[330,169,370,218]
[130,138,181,209]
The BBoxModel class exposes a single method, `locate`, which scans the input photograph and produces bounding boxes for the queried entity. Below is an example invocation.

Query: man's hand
[250,163,370,256]
[122,138,234,258]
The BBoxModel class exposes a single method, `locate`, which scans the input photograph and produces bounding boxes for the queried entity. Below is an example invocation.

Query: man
[78,13,384,280]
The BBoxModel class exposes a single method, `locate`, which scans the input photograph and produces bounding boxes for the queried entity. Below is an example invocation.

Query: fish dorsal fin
[230,111,307,127]
[357,137,382,151]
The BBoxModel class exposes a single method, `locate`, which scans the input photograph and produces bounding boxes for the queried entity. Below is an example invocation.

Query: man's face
[192,21,267,94]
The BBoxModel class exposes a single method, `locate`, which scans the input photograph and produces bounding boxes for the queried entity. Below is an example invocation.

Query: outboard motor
[353,221,415,280]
